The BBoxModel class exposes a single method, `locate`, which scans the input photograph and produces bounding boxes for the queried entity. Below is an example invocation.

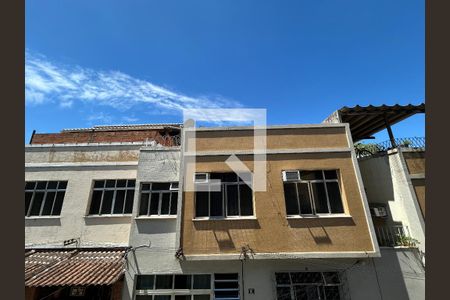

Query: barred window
[214,273,240,300]
[195,173,253,218]
[135,274,212,300]
[25,181,67,217]
[275,272,342,300]
[139,183,178,216]
[282,170,344,216]
[88,179,135,215]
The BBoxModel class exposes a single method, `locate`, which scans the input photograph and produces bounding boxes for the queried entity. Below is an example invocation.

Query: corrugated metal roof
[323,103,425,142]
[62,123,182,132]
[25,249,126,287]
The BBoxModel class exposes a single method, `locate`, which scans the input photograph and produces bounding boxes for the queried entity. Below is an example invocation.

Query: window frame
[134,274,213,300]
[282,169,345,217]
[194,172,255,220]
[25,180,68,217]
[138,182,179,217]
[87,179,136,216]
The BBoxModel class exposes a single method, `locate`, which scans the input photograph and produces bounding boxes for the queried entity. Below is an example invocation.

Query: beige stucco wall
[181,152,374,255]
[412,178,425,218]
[403,151,425,175]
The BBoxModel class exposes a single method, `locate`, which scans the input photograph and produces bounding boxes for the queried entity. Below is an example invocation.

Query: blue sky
[25,0,425,143]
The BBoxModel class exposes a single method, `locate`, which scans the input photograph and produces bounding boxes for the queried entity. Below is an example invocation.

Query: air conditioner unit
[194,173,209,183]
[282,170,300,182]
[370,207,388,218]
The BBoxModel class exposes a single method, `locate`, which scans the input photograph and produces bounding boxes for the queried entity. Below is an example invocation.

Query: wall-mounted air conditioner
[194,173,209,183]
[282,170,300,182]
[370,207,388,218]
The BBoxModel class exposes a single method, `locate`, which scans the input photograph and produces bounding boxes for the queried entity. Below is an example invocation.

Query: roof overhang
[323,103,425,142]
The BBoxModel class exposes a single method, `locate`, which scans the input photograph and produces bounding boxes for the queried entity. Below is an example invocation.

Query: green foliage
[395,234,420,247]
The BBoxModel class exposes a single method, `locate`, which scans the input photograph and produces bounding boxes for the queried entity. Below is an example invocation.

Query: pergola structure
[323,103,425,146]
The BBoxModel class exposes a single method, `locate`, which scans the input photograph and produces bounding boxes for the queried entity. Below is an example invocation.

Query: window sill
[25,216,61,220]
[84,214,132,218]
[286,214,352,219]
[193,216,257,221]
[135,215,177,220]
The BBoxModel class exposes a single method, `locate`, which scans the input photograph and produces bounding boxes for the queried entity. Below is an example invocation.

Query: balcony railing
[375,225,419,248]
[355,137,425,158]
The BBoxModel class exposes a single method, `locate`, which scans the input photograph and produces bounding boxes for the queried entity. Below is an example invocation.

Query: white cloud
[25,51,245,122]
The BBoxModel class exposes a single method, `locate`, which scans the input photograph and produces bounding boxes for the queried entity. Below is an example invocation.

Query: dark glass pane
[113,190,126,214]
[116,180,127,187]
[239,184,253,216]
[25,192,33,215]
[324,170,338,180]
[136,275,154,290]
[195,192,209,217]
[210,173,237,182]
[277,287,292,300]
[323,272,341,284]
[160,193,171,215]
[100,190,114,214]
[323,286,341,300]
[170,192,178,215]
[174,275,191,289]
[41,192,56,215]
[275,273,290,285]
[94,180,105,188]
[36,182,47,190]
[52,192,65,215]
[124,190,135,213]
[210,186,223,217]
[58,181,68,189]
[25,182,36,190]
[149,193,160,215]
[294,285,319,300]
[154,296,171,300]
[47,181,58,189]
[215,281,238,289]
[139,193,150,216]
[105,180,116,188]
[142,183,151,191]
[214,273,238,280]
[194,296,210,300]
[175,296,190,300]
[171,182,179,189]
[226,185,239,216]
[29,192,45,216]
[89,191,103,214]
[135,296,153,300]
[155,275,173,289]
[300,171,323,181]
[127,180,136,187]
[214,291,239,298]
[326,182,344,213]
[291,272,323,284]
[152,183,171,191]
[284,183,299,215]
[311,182,329,214]
[297,183,312,214]
[193,274,211,289]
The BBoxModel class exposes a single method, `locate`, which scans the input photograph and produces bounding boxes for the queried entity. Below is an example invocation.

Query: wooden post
[384,114,397,148]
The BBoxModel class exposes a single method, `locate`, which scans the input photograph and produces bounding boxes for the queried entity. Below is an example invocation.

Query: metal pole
[383,114,397,148]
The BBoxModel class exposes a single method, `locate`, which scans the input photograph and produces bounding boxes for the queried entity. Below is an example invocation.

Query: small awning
[323,103,425,142]
[25,248,127,287]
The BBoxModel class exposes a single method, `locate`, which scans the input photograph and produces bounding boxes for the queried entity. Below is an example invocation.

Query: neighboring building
[25,124,181,300]
[25,105,425,300]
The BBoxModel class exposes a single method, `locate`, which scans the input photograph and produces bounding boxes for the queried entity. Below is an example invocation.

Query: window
[194,173,253,218]
[25,181,67,217]
[214,273,240,300]
[275,272,342,300]
[139,183,178,216]
[135,274,212,300]
[282,170,344,216]
[88,179,135,215]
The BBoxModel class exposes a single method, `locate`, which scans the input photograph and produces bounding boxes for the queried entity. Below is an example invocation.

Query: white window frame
[282,170,344,216]
[25,181,68,217]
[139,182,179,217]
[88,179,135,216]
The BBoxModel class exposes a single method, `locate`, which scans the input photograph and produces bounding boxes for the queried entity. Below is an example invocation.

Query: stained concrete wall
[347,248,425,300]
[25,145,138,248]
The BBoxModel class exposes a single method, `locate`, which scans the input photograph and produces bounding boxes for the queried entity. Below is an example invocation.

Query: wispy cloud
[25,51,245,121]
